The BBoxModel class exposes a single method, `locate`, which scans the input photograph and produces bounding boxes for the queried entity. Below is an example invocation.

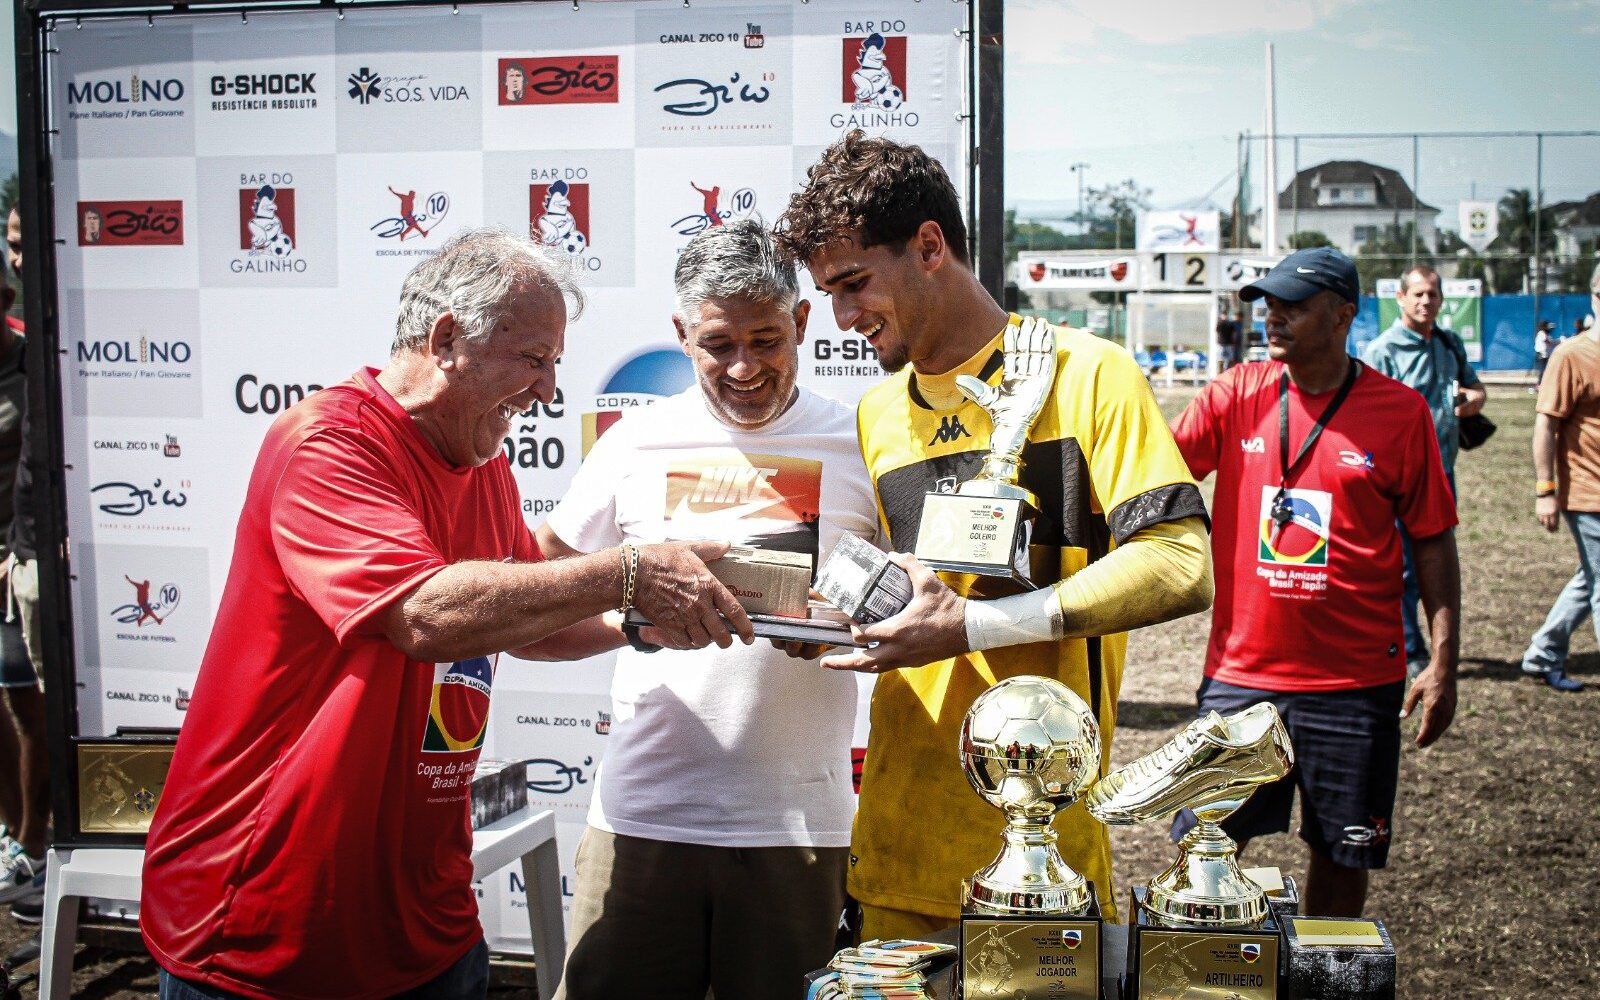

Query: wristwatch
[622,620,663,654]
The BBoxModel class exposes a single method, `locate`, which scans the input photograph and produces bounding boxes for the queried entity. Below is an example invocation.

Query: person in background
[1534,321,1554,391]
[1171,247,1460,918]
[1362,265,1483,679]
[1520,263,1600,693]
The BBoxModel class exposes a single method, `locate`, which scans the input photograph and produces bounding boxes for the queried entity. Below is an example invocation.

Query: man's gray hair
[393,228,584,353]
[673,219,799,327]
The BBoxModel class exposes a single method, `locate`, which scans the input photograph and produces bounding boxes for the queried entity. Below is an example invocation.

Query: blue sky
[1006,0,1600,221]
[5,0,1596,222]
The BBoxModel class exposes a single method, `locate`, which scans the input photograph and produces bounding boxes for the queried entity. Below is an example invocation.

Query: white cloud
[1018,0,1370,46]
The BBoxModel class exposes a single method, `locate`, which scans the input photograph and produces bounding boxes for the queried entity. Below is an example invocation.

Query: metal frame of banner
[15,0,995,849]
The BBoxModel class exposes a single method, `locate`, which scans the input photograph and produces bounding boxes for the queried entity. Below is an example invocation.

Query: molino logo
[835,26,918,129]
[1258,486,1332,567]
[531,180,601,272]
[422,656,494,753]
[499,56,618,106]
[77,201,184,247]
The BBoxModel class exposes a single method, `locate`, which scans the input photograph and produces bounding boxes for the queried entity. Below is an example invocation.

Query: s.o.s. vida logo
[77,201,184,247]
[423,656,494,753]
[498,56,618,106]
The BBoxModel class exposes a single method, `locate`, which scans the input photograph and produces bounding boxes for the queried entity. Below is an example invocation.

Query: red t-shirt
[1172,361,1456,692]
[141,368,539,999]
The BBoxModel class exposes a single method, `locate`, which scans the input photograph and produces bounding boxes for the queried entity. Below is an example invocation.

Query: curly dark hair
[775,130,968,266]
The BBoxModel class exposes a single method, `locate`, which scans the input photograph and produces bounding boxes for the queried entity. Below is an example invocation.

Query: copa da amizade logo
[233,173,305,274]
[345,66,471,106]
[835,22,919,129]
[530,171,601,273]
[581,348,695,456]
[498,56,619,106]
[65,69,186,123]
[371,185,450,258]
[1258,486,1332,568]
[671,180,757,241]
[208,69,318,112]
[77,201,184,247]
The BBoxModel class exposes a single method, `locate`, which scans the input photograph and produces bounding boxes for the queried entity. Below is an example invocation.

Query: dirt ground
[4,387,1596,998]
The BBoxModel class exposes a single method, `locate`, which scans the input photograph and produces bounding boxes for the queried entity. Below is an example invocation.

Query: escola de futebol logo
[423,656,494,753]
[1258,486,1332,567]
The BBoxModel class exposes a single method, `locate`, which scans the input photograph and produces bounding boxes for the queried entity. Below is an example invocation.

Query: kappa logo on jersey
[238,184,296,257]
[672,181,758,238]
[927,414,972,446]
[1258,486,1332,567]
[530,181,601,271]
[422,656,494,753]
[77,201,184,247]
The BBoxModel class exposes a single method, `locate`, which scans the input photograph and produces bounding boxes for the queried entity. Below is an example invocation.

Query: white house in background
[1549,193,1600,259]
[1251,159,1440,255]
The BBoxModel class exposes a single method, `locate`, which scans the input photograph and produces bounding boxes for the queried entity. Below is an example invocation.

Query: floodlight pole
[1070,162,1089,240]
[1263,42,1279,253]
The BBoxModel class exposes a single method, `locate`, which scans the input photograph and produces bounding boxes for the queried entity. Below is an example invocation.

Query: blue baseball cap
[1239,247,1360,305]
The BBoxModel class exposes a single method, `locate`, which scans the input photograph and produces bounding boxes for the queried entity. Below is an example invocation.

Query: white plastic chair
[36,807,564,1000]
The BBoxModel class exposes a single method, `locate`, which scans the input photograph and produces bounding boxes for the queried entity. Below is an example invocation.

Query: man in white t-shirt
[538,221,880,1000]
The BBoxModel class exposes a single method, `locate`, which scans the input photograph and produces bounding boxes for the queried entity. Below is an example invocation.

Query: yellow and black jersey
[849,316,1205,921]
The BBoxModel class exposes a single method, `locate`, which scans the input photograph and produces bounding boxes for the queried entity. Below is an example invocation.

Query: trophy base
[914,491,1035,586]
[1125,887,1282,1000]
[1144,817,1272,927]
[1282,915,1396,1000]
[960,882,1102,999]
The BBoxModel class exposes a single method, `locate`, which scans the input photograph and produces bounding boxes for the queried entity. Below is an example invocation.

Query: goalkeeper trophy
[914,317,1055,586]
[1087,703,1295,1000]
[958,676,1104,999]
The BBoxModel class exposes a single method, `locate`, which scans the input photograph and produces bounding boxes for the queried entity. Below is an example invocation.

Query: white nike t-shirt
[545,385,881,847]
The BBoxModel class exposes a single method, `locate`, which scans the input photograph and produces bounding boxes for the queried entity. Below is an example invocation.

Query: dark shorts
[1170,676,1404,870]
[159,938,488,1000]
[0,616,35,689]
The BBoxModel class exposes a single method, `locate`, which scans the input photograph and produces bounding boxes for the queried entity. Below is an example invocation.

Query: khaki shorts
[2,556,41,689]
[554,828,848,1000]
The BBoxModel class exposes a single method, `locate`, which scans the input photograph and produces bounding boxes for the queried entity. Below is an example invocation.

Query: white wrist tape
[963,588,1067,652]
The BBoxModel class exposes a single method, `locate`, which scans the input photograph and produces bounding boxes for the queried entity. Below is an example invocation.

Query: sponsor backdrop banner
[50,0,969,955]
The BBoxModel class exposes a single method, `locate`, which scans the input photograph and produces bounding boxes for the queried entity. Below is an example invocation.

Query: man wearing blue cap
[1168,247,1461,917]
[1362,266,1485,678]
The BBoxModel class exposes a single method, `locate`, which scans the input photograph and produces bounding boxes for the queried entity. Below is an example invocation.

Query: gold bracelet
[618,543,640,612]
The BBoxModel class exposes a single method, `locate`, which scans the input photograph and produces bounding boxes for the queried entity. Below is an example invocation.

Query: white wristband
[963,588,1067,652]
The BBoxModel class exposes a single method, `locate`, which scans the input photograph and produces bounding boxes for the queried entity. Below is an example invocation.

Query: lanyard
[1271,360,1359,528]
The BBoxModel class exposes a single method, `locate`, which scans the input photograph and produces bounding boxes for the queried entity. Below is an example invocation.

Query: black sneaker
[10,895,41,924]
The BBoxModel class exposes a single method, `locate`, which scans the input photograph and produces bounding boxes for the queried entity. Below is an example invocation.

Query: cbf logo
[372,186,450,242]
[1258,486,1332,567]
[422,656,494,753]
[835,25,919,129]
[672,181,757,238]
[530,179,601,272]
[233,176,306,274]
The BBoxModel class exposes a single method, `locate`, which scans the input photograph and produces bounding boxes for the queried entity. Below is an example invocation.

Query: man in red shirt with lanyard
[140,229,753,1000]
[1169,247,1460,918]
